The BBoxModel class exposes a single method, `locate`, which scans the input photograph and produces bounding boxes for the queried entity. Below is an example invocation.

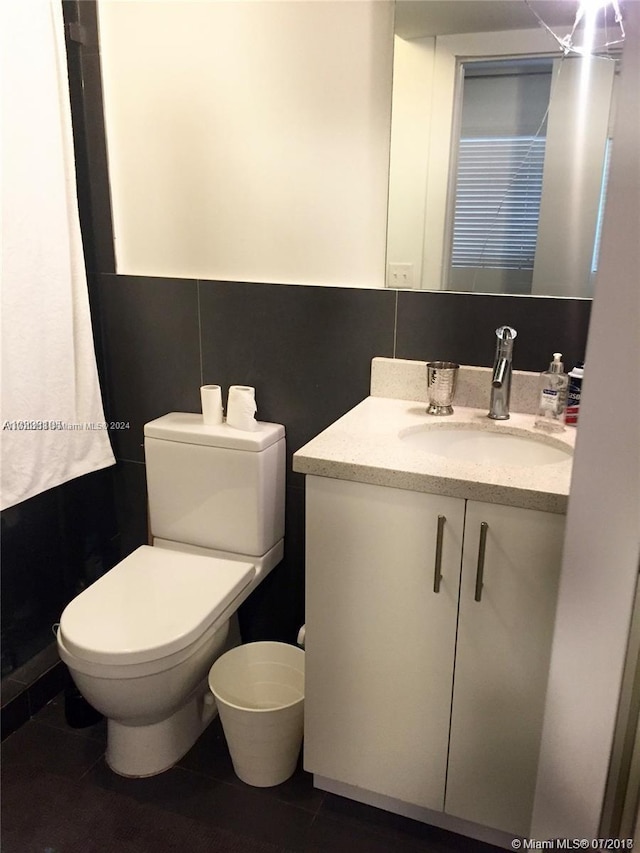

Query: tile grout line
[392,289,398,358]
[197,279,204,387]
[78,750,108,781]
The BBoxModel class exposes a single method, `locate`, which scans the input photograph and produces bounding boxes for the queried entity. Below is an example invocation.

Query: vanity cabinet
[305,475,465,811]
[304,474,565,837]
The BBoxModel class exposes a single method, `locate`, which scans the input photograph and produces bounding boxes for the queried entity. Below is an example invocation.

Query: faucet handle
[496,325,517,341]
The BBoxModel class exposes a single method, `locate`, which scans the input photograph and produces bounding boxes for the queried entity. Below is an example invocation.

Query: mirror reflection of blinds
[451,136,546,270]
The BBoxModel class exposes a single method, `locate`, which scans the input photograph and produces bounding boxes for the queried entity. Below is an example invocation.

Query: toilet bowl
[57,414,286,777]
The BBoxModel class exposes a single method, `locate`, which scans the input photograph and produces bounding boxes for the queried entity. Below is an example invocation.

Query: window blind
[451,135,546,270]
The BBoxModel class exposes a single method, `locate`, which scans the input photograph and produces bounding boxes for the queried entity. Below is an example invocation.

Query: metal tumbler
[426,362,460,416]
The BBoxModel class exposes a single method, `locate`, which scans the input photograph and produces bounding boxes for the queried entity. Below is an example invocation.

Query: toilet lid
[59,546,255,666]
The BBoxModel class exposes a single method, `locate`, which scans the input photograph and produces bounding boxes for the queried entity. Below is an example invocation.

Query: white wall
[97,0,394,287]
[386,35,435,288]
[531,4,640,837]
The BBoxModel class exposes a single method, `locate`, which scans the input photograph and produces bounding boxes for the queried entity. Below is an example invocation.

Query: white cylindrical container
[226,385,257,431]
[208,641,304,787]
[200,385,223,426]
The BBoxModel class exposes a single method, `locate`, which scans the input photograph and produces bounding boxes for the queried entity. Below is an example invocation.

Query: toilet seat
[59,546,254,667]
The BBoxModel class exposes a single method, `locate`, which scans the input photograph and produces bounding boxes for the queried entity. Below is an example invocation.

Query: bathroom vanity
[293,359,575,846]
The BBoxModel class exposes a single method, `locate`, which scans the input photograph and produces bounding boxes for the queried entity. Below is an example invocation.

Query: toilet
[57,412,285,778]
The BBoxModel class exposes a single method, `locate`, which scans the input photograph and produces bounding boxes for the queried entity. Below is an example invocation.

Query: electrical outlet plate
[387,263,415,289]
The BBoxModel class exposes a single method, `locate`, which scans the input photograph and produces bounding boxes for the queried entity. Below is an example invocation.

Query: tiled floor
[1,694,503,853]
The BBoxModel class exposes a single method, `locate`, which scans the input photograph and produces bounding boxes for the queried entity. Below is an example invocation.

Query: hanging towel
[0,0,115,511]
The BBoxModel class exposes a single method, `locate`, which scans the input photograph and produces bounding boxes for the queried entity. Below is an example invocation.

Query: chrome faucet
[488,326,517,420]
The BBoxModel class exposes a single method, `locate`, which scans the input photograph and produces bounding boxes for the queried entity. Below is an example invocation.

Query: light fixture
[524,0,625,56]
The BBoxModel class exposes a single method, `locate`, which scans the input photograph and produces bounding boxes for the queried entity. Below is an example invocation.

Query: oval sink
[399,426,572,467]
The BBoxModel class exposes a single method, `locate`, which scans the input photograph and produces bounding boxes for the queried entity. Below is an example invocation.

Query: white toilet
[57,412,285,778]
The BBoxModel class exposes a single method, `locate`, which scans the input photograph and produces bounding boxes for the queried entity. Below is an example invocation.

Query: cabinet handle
[474,522,489,602]
[433,515,446,593]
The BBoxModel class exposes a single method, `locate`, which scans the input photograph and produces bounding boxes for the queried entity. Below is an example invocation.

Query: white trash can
[208,641,305,787]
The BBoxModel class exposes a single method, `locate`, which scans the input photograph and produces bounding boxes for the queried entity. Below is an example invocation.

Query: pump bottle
[535,353,568,432]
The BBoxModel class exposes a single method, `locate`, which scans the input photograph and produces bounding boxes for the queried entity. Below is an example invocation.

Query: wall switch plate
[388,263,415,289]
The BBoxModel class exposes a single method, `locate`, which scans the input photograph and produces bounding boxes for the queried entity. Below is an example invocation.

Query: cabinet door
[304,475,465,810]
[445,500,565,836]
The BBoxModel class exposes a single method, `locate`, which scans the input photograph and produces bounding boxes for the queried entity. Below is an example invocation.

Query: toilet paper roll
[200,385,223,426]
[226,385,257,431]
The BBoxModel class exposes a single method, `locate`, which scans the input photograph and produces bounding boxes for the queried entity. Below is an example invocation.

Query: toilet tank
[144,413,285,557]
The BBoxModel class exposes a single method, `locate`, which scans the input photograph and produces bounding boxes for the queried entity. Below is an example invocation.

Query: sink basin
[399,425,573,467]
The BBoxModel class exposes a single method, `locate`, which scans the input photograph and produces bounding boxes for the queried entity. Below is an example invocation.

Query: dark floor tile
[1,718,104,782]
[178,716,324,814]
[2,701,507,853]
[0,678,24,707]
[258,754,325,814]
[87,753,206,806]
[88,757,314,849]
[319,793,503,853]
[34,692,107,744]
[183,772,314,849]
[0,691,29,741]
[296,812,426,853]
[1,767,93,852]
[176,713,237,780]
[1,765,283,853]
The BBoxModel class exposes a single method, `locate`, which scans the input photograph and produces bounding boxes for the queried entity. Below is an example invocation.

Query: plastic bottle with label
[535,353,569,432]
[566,362,584,426]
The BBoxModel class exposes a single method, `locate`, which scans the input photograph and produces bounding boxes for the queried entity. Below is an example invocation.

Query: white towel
[0,0,115,511]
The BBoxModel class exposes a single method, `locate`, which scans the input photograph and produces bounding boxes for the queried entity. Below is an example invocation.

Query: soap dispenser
[535,353,568,431]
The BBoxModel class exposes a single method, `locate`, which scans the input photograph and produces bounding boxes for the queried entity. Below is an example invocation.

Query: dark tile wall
[1,469,119,679]
[97,275,201,462]
[93,272,591,643]
[96,274,398,641]
[1,644,70,741]
[396,290,591,371]
[0,467,119,735]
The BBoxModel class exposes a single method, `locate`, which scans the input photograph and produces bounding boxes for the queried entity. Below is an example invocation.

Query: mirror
[387,0,621,297]
[96,0,624,293]
[96,0,395,288]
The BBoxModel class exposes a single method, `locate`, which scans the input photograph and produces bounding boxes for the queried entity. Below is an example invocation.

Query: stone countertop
[293,397,576,514]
